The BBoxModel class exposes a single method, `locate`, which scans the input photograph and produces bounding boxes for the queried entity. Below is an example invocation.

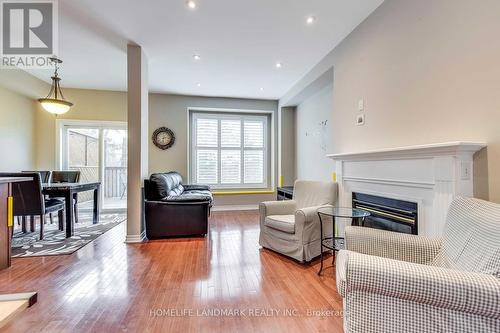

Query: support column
[126,44,149,243]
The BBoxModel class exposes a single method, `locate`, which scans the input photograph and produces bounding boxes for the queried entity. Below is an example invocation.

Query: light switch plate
[460,161,471,180]
[358,99,364,112]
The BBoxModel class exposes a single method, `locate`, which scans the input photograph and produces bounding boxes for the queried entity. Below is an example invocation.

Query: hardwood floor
[0,211,344,333]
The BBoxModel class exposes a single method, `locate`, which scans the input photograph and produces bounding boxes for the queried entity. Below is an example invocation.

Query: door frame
[55,119,127,212]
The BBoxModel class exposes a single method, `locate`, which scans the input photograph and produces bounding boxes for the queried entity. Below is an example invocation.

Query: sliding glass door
[102,128,127,210]
[60,121,127,211]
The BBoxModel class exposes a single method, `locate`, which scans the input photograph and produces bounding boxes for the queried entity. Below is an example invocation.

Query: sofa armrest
[336,250,500,319]
[294,205,334,244]
[345,226,442,264]
[295,205,333,223]
[259,200,296,217]
[183,184,211,191]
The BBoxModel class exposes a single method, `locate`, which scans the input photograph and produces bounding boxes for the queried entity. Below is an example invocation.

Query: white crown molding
[327,141,486,161]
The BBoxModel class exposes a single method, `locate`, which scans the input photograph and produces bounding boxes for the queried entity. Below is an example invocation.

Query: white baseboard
[212,205,258,212]
[125,230,147,243]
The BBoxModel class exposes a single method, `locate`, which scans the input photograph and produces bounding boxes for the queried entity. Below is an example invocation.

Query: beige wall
[149,93,278,206]
[295,84,334,181]
[281,0,500,203]
[0,86,36,171]
[35,88,127,169]
[31,88,277,206]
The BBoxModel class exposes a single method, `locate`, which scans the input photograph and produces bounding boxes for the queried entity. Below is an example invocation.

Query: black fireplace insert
[352,192,418,235]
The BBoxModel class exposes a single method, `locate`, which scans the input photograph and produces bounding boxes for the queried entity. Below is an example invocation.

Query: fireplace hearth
[352,192,418,235]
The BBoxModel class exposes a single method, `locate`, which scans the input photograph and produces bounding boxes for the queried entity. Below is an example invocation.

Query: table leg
[65,192,74,238]
[332,216,336,264]
[318,212,324,275]
[93,186,100,224]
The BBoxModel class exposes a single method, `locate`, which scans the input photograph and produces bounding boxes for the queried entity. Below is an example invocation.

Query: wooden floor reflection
[0,210,343,333]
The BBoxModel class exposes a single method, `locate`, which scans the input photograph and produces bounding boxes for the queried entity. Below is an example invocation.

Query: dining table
[42,182,101,238]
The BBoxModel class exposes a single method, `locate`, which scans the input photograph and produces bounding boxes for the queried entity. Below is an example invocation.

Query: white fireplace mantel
[327,142,486,238]
[327,142,486,161]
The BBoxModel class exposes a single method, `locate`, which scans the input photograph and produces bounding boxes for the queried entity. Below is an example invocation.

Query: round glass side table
[317,207,370,275]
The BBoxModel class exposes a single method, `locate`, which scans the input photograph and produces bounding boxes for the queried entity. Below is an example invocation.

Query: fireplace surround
[328,142,486,238]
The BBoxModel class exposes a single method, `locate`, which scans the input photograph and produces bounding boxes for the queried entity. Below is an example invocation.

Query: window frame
[189,110,270,190]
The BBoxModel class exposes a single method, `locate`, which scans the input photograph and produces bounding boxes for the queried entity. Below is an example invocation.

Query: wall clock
[152,127,175,150]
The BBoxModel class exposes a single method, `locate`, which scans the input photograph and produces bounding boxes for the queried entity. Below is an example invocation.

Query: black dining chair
[21,171,52,226]
[0,172,65,240]
[51,171,81,183]
[50,171,81,223]
[22,171,51,183]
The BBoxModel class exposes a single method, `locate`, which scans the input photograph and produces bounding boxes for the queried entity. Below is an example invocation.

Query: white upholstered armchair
[259,180,337,262]
[337,197,500,333]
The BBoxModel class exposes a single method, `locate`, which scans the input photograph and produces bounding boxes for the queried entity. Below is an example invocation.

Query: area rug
[11,213,126,257]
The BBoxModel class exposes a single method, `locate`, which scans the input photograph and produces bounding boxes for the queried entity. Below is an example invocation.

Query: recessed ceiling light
[260,87,264,92]
[196,82,201,87]
[186,1,196,10]
[275,62,282,69]
[306,16,316,25]
[193,54,201,61]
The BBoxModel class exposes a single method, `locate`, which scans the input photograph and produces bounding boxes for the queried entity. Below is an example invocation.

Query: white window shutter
[196,118,218,147]
[192,113,267,188]
[196,150,218,184]
[221,119,241,147]
[221,150,241,184]
[244,150,264,184]
[244,120,264,148]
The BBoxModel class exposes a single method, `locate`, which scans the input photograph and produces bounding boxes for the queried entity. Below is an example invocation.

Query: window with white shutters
[191,112,268,189]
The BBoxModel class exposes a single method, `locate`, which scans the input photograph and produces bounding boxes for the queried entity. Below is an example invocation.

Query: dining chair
[50,171,81,183]
[50,171,81,223]
[21,171,52,226]
[0,172,65,239]
[22,171,51,183]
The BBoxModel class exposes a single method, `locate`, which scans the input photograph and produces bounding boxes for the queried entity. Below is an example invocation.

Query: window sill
[212,190,275,196]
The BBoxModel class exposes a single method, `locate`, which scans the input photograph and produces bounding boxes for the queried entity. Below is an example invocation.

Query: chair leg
[49,213,53,224]
[39,215,45,240]
[26,216,34,232]
[73,194,79,223]
[58,209,64,231]
[21,217,27,233]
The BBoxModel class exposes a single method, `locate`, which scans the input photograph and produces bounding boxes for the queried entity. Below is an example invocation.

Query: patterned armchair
[336,197,500,333]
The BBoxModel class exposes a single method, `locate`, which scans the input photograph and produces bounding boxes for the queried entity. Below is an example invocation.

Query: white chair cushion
[264,215,295,234]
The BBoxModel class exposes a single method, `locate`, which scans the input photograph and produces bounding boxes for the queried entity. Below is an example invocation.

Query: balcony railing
[69,166,127,201]
[104,167,127,199]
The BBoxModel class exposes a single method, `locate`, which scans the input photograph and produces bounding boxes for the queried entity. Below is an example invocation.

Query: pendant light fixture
[38,57,73,115]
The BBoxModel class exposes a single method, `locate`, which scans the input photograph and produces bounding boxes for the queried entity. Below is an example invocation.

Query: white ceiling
[28,0,383,100]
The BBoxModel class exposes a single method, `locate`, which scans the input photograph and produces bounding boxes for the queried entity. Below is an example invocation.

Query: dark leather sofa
[144,172,212,238]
